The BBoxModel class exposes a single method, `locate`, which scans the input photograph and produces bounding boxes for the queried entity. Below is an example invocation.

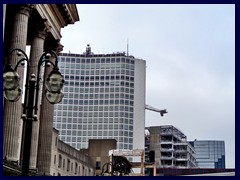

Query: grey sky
[60,4,235,168]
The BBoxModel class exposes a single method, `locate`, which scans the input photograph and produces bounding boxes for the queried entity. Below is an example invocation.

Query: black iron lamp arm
[34,50,59,115]
[7,49,30,115]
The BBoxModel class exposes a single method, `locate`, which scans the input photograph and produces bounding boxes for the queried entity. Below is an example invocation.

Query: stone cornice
[62,4,80,24]
[36,4,79,40]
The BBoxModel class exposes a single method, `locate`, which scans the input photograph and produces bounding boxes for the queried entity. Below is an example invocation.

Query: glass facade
[53,53,145,150]
[189,140,225,168]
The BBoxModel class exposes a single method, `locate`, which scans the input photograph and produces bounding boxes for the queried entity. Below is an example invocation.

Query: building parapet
[59,52,135,59]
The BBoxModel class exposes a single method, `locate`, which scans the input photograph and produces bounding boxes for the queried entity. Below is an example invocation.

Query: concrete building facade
[81,139,117,176]
[53,46,146,151]
[145,125,196,168]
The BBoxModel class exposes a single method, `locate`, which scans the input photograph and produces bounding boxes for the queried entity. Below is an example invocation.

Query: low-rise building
[81,139,117,176]
[4,128,95,176]
[145,125,196,168]
[39,128,95,176]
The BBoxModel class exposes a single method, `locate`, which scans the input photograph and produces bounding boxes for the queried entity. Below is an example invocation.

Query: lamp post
[3,48,64,176]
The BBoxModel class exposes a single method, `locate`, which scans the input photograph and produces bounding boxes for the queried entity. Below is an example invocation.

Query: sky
[59,4,235,168]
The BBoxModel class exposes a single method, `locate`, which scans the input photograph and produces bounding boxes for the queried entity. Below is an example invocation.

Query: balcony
[160,156,175,160]
[160,164,174,168]
[160,140,173,144]
[160,148,174,152]
[175,157,187,161]
[174,149,187,152]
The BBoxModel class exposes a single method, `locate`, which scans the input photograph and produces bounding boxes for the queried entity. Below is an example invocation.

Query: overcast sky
[60,4,235,168]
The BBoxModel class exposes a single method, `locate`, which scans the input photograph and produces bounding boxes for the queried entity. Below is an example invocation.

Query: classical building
[4,127,95,176]
[3,4,79,175]
[53,45,146,151]
[145,125,196,168]
[45,128,95,176]
[188,140,225,168]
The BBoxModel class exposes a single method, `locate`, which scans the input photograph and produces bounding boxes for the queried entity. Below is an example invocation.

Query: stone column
[37,40,63,175]
[3,4,35,162]
[27,20,51,170]
[3,4,6,40]
[3,4,6,107]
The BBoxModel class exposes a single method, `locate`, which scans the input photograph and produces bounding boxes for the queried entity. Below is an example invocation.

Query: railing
[160,140,174,144]
[3,159,37,176]
[160,156,175,160]
[160,148,174,151]
[174,149,187,152]
[175,157,187,160]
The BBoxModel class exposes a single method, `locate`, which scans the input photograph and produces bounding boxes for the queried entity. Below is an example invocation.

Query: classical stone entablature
[4,4,79,54]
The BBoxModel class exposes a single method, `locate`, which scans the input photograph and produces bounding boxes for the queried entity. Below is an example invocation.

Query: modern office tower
[145,125,197,168]
[53,45,146,151]
[189,140,225,168]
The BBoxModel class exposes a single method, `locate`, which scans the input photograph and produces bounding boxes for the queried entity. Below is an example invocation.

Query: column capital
[44,39,64,55]
[34,20,52,40]
[15,4,36,17]
[55,41,64,54]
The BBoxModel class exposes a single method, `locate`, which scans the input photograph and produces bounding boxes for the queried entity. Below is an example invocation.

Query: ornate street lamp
[3,48,64,176]
[3,63,22,102]
[45,66,64,104]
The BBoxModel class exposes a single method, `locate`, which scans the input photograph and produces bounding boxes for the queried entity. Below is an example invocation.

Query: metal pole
[110,154,113,176]
[141,151,144,176]
[21,78,36,176]
[153,162,156,176]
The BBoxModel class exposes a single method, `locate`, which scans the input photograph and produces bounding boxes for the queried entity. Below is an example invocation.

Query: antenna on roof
[127,38,129,56]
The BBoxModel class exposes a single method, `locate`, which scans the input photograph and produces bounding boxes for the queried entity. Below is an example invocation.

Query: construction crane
[145,104,168,117]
